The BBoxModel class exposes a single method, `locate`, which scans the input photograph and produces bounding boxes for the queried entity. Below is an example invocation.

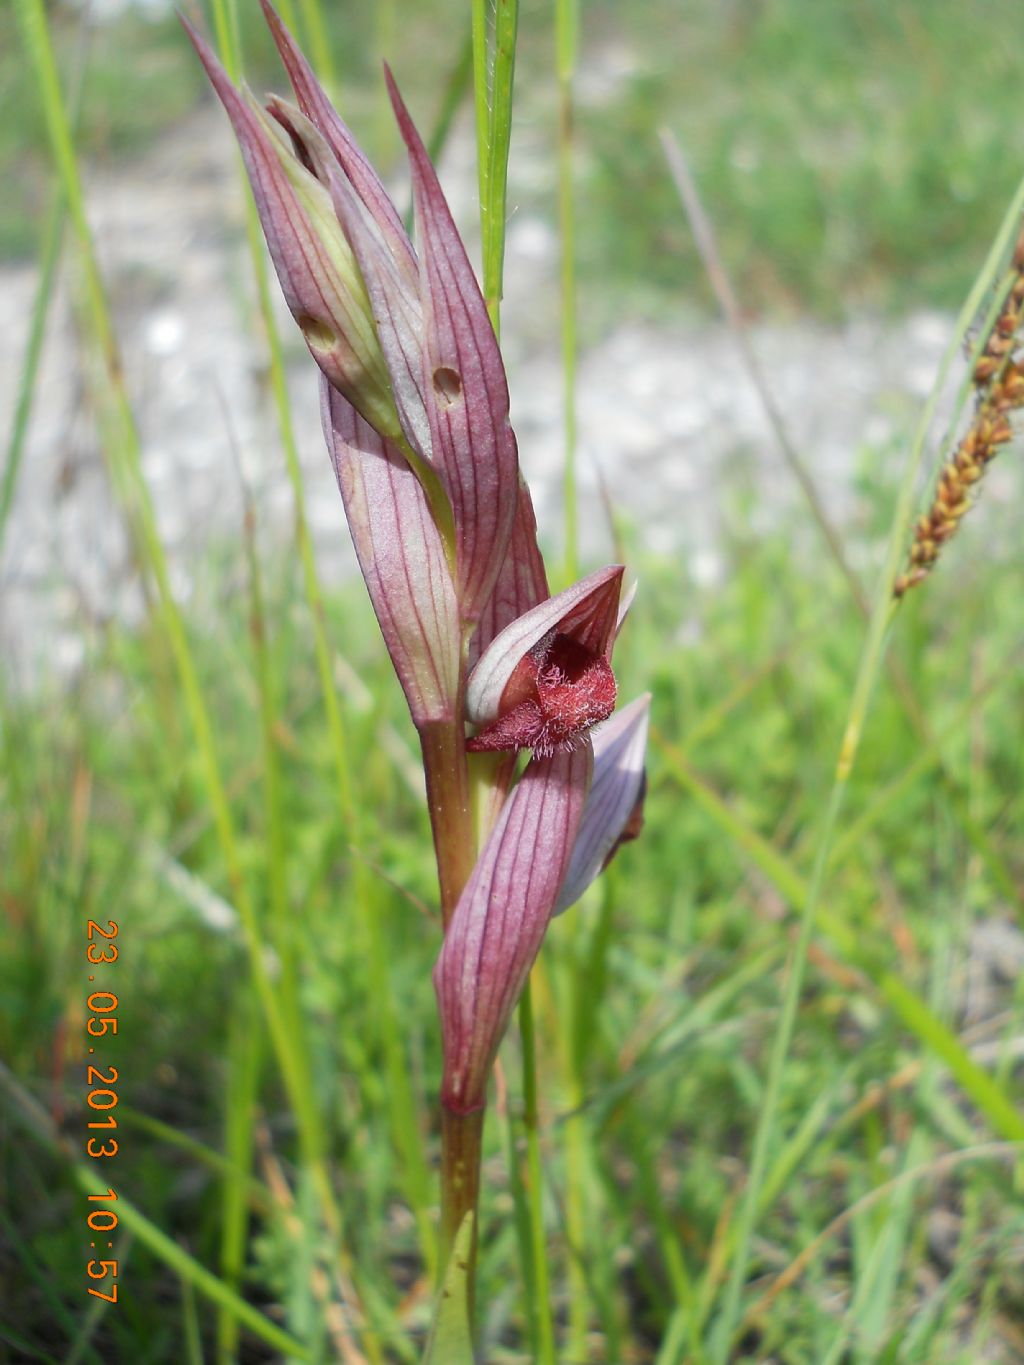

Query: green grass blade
[1,1063,311,1360]
[518,979,558,1365]
[556,0,579,582]
[0,187,64,558]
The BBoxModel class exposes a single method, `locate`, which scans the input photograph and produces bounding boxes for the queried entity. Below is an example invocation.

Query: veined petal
[259,0,416,286]
[466,565,624,725]
[469,476,549,669]
[321,378,460,726]
[268,98,432,459]
[555,694,651,913]
[434,743,593,1114]
[183,18,399,437]
[387,69,519,629]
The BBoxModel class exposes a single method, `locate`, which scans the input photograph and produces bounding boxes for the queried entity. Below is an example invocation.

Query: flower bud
[183,18,403,441]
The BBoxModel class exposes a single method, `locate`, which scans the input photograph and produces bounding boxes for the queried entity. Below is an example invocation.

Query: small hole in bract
[298,315,336,351]
[433,365,463,407]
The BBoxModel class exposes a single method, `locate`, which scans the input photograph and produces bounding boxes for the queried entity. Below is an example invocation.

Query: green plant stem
[466,1,555,1350]
[708,177,1024,1362]
[556,0,579,583]
[219,994,262,1365]
[519,978,558,1364]
[478,1,559,1346]
[472,0,519,331]
[562,896,603,1359]
[421,715,475,927]
[439,1105,485,1301]
[470,0,490,216]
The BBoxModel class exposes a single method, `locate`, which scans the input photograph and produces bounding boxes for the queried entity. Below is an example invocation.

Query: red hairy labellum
[467,632,617,756]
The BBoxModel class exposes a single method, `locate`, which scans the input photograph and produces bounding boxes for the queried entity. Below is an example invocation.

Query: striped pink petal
[321,378,460,726]
[387,69,520,630]
[434,743,593,1113]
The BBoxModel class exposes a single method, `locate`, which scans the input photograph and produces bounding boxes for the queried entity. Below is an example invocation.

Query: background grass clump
[2,0,1023,317]
[6,509,1024,1359]
[4,0,1024,1361]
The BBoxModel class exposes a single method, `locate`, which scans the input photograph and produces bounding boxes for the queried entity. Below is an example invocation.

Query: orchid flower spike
[185,5,653,1145]
[185,1,526,615]
[184,2,549,724]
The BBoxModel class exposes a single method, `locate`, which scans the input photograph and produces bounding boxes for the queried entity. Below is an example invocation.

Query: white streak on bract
[555,694,651,913]
[615,579,638,638]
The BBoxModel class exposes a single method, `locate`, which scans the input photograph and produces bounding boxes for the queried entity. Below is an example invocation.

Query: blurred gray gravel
[0,105,984,686]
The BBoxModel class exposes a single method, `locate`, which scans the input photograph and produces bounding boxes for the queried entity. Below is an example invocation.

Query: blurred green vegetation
[4,0,1024,320]
[5,475,1024,1358]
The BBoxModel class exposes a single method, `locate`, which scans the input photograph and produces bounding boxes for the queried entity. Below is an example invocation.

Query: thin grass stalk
[470,0,490,219]
[561,924,593,1359]
[502,1103,540,1354]
[0,187,64,558]
[556,0,579,582]
[554,11,590,1328]
[182,1279,204,1365]
[473,0,519,329]
[708,176,1024,1361]
[519,980,558,1365]
[219,995,263,1364]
